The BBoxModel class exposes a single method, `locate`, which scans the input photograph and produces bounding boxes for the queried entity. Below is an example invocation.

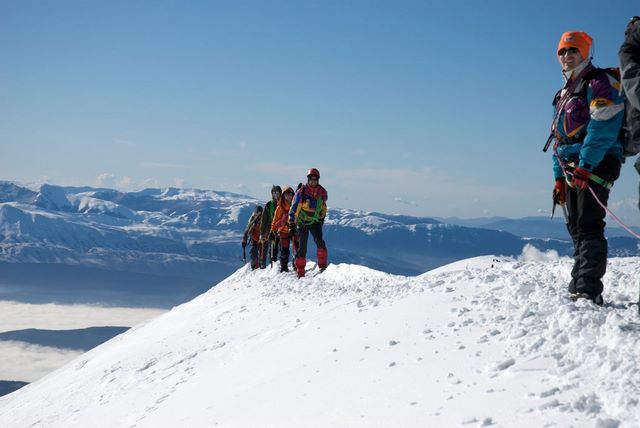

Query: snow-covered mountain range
[1,252,638,427]
[1,181,638,305]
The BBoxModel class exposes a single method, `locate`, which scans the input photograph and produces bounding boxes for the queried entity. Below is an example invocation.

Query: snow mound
[420,254,510,275]
[0,258,639,427]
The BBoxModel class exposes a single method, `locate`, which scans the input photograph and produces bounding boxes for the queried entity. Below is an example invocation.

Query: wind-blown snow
[519,243,560,262]
[1,256,638,427]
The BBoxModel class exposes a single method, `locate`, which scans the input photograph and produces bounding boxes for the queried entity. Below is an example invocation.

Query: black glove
[288,222,296,238]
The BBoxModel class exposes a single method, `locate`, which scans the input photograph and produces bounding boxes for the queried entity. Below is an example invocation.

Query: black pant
[249,240,260,270]
[565,156,621,297]
[259,234,279,268]
[295,223,326,259]
[279,236,290,272]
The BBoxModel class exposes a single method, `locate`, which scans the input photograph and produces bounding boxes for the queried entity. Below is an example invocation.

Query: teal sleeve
[579,111,624,170]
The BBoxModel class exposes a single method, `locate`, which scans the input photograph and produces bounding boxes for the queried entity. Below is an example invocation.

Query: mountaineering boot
[569,292,603,306]
[295,257,306,278]
[317,247,328,270]
[280,256,289,272]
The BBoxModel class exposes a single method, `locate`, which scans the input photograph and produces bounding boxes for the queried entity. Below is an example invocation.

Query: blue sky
[1,0,638,220]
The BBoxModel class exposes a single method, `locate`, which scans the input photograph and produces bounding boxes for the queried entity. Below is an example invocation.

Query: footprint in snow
[137,359,158,372]
[594,418,622,428]
[494,358,515,371]
[538,387,560,398]
[509,329,528,339]
[204,342,226,352]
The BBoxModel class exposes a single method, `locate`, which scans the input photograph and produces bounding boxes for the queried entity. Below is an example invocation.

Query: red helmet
[306,168,320,178]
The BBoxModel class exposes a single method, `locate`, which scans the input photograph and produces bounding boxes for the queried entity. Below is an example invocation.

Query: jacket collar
[562,59,591,83]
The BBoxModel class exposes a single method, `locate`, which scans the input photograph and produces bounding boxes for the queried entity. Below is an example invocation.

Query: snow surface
[1,252,639,427]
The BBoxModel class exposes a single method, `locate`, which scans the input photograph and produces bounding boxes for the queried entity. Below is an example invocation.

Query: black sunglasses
[558,47,580,56]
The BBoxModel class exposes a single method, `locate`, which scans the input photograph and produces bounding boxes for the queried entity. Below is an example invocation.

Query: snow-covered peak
[1,257,638,427]
[0,181,37,204]
[34,184,73,212]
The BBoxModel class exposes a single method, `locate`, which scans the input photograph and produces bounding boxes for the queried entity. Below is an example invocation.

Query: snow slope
[1,251,639,427]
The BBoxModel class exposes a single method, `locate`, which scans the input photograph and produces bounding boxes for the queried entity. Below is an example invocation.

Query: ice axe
[560,203,568,223]
[551,201,569,229]
[270,232,277,268]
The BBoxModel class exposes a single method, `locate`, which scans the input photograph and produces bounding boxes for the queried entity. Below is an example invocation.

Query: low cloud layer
[0,301,163,383]
[0,342,82,382]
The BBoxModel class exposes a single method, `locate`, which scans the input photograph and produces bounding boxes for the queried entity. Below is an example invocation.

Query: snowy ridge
[1,253,639,427]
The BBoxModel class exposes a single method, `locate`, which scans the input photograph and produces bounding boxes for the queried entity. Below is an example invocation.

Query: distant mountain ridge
[1,181,637,304]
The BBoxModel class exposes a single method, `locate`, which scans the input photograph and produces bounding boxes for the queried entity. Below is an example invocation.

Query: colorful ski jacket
[271,187,295,236]
[289,184,328,226]
[552,62,624,180]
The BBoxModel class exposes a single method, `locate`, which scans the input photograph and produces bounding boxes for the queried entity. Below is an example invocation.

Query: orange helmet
[281,186,295,196]
[307,168,320,178]
[557,31,592,59]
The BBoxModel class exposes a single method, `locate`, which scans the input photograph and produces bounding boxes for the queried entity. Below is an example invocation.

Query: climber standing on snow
[288,168,328,277]
[242,205,263,270]
[271,186,295,272]
[260,185,281,268]
[547,31,624,305]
